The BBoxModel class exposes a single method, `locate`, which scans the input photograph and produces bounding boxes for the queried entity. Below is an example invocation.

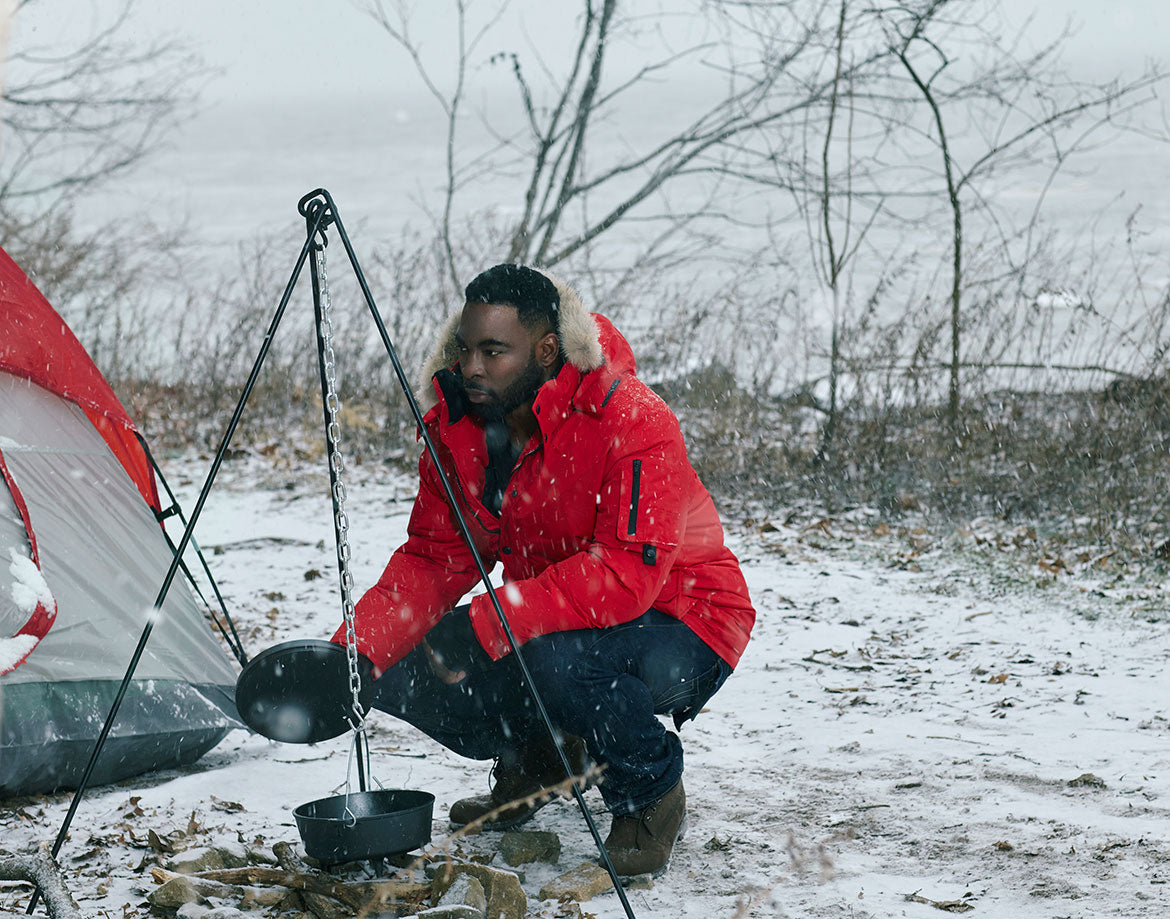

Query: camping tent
[0,246,239,796]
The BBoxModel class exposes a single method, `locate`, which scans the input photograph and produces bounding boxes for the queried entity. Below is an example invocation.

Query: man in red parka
[334,264,754,876]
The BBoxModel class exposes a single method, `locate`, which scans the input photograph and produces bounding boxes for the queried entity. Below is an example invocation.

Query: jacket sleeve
[467,409,688,660]
[331,448,485,675]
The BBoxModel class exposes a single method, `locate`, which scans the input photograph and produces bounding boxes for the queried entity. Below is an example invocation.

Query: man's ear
[536,331,560,368]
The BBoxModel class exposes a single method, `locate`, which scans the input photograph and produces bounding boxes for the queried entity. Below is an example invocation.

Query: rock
[415,907,483,919]
[498,831,561,867]
[166,846,251,874]
[431,863,525,919]
[437,874,486,914]
[538,862,612,902]
[148,876,203,909]
[1068,773,1106,788]
[538,862,653,902]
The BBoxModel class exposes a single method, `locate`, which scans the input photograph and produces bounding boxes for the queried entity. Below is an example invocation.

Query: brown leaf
[303,568,323,581]
[211,796,245,812]
[148,829,177,854]
[994,840,1014,851]
[987,673,1010,684]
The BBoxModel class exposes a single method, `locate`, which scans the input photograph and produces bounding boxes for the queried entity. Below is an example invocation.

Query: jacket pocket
[615,457,681,549]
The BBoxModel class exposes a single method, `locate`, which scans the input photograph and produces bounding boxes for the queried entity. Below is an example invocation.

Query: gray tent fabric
[1,371,240,796]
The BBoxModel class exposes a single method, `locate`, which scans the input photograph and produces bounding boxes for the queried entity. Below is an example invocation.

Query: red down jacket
[335,280,755,675]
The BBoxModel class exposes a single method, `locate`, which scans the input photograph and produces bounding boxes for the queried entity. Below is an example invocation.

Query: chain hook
[300,189,335,250]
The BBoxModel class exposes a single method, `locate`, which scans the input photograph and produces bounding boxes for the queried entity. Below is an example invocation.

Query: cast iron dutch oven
[294,788,435,865]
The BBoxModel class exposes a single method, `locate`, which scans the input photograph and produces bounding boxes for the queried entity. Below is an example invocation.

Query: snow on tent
[0,245,239,796]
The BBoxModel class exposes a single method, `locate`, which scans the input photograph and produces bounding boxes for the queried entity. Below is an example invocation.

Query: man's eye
[486,350,502,357]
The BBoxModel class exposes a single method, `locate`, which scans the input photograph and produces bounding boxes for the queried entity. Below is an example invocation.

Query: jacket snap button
[502,546,512,555]
[511,489,517,497]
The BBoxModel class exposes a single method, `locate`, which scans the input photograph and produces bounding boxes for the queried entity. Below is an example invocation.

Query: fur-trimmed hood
[418,270,609,411]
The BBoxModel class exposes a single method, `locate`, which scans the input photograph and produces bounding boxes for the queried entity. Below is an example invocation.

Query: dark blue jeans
[371,608,731,814]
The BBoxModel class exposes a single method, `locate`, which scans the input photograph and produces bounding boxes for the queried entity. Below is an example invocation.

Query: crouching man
[333,264,754,876]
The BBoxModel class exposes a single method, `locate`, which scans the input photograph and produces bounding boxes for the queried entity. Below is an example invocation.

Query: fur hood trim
[418,270,604,410]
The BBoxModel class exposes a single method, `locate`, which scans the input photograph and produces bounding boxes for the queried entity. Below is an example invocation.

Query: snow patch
[0,633,38,672]
[8,547,56,616]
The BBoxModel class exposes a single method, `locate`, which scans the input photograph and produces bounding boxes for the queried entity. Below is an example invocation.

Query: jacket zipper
[627,459,642,536]
[431,422,500,536]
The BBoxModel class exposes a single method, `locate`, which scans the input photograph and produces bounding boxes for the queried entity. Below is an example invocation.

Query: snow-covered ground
[2,450,1168,918]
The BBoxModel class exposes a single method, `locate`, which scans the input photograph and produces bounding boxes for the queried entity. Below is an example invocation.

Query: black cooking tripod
[30,189,640,919]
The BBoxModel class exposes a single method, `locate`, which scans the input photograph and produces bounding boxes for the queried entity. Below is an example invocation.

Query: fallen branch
[0,842,81,919]
[273,842,352,919]
[151,865,429,911]
[904,890,975,913]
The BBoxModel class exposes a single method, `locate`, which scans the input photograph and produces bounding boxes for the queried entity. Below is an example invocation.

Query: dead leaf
[147,829,177,854]
[987,673,1010,684]
[994,840,1014,851]
[211,796,245,812]
[1068,773,1107,789]
[303,568,323,581]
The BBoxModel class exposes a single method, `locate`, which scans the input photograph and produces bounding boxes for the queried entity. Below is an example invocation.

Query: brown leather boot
[449,735,592,830]
[603,781,686,877]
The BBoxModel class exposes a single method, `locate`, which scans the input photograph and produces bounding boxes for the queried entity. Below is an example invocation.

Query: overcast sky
[11,0,1168,108]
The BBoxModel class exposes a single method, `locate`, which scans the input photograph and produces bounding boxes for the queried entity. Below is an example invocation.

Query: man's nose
[463,351,485,379]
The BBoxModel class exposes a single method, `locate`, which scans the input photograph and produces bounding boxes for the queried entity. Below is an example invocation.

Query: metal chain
[316,244,365,726]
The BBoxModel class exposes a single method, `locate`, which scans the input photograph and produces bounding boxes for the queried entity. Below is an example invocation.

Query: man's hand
[423,606,490,682]
[422,639,467,684]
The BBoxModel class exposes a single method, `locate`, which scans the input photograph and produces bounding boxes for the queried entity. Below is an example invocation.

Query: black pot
[235,639,376,744]
[293,789,435,866]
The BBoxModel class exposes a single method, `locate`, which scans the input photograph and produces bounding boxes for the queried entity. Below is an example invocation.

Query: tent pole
[27,210,327,916]
[140,436,249,666]
[301,189,639,919]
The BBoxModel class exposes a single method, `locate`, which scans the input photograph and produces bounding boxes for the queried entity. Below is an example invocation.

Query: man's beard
[461,357,546,422]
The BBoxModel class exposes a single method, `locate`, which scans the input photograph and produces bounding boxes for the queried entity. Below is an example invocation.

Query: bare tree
[365,0,889,293]
[882,0,1165,432]
[0,0,204,388]
[0,0,201,217]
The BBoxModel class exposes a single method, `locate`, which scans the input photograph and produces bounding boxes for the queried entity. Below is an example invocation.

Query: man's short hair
[465,264,560,332]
